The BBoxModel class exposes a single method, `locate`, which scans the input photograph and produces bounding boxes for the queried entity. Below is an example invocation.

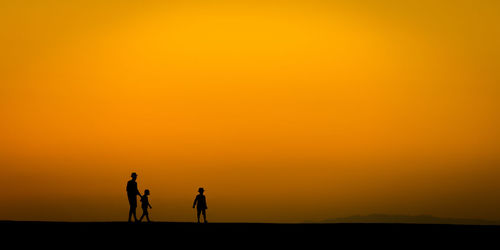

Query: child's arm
[149,202,152,209]
[192,196,198,208]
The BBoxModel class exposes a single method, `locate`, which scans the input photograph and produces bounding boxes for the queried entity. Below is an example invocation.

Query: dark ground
[1,221,498,248]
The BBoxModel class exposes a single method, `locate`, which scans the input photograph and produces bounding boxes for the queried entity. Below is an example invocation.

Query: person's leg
[197,209,201,223]
[128,206,133,222]
[133,201,139,221]
[202,209,207,223]
[141,209,149,222]
[132,206,138,221]
[129,196,138,222]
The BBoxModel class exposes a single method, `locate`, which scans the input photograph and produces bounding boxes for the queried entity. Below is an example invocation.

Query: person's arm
[193,196,198,208]
[136,184,142,198]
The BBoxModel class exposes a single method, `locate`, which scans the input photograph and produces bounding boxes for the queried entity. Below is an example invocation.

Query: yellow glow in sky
[0,0,499,222]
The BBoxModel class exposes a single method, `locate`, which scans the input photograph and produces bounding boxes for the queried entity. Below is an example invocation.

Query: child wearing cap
[193,188,208,223]
[139,189,152,222]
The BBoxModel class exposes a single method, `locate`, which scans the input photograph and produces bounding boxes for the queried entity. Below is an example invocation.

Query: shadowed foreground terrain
[1,221,498,247]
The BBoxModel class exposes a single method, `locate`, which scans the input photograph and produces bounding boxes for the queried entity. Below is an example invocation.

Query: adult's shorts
[128,196,137,208]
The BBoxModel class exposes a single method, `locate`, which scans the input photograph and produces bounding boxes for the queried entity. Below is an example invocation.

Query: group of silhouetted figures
[126,172,208,223]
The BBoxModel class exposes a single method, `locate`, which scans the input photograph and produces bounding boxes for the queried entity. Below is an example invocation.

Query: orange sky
[1,0,499,222]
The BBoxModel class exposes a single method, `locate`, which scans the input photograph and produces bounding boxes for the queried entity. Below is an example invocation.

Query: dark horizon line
[1,220,499,226]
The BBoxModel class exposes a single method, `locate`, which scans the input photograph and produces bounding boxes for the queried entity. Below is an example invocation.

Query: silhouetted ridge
[322,214,500,225]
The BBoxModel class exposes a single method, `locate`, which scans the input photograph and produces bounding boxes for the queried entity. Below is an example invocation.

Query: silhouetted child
[193,187,208,223]
[139,189,152,222]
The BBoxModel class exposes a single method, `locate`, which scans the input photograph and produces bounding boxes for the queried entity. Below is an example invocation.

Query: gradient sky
[1,0,499,222]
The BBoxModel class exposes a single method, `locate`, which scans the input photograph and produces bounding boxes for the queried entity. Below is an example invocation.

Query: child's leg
[146,214,150,222]
[202,209,207,223]
[197,209,201,223]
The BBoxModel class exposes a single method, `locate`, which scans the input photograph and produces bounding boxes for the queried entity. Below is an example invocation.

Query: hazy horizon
[1,0,499,223]
[2,213,500,225]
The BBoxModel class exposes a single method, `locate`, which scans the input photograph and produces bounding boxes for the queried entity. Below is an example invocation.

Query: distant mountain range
[320,214,500,225]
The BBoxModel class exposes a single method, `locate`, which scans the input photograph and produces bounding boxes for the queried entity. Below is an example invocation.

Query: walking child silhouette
[139,189,152,222]
[193,187,208,223]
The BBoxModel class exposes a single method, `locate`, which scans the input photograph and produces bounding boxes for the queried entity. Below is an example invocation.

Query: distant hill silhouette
[321,214,500,225]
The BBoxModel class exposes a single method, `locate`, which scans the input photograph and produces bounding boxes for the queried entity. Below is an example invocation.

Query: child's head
[144,189,150,195]
[198,187,204,194]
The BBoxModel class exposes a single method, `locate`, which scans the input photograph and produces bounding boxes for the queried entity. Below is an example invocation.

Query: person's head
[144,189,150,195]
[131,172,138,180]
[198,187,204,194]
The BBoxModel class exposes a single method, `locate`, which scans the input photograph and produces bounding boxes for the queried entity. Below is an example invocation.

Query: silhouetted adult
[193,187,208,223]
[127,172,142,222]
